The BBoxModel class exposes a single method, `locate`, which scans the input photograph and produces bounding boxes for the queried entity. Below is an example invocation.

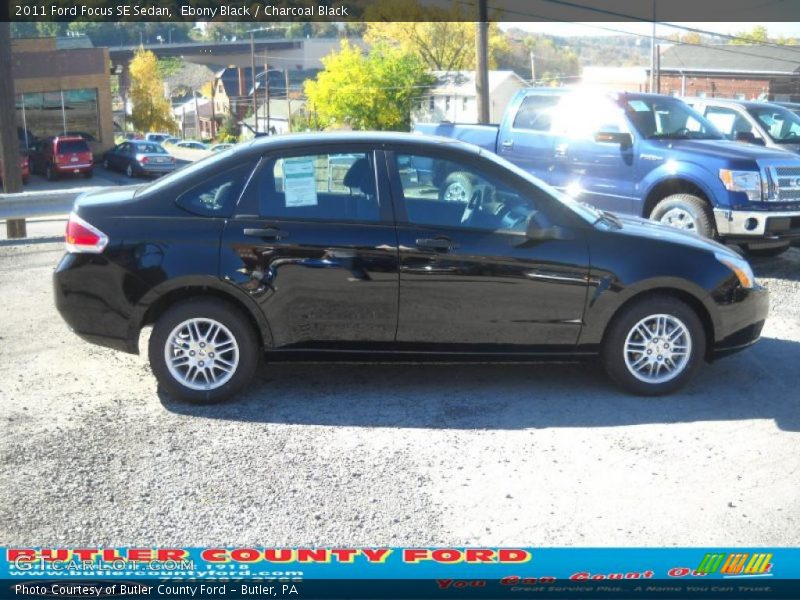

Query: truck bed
[413,122,499,152]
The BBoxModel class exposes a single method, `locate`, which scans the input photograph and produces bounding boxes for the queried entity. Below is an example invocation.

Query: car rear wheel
[102,158,110,170]
[83,169,93,179]
[149,298,259,404]
[126,163,135,178]
[650,194,714,238]
[45,164,57,181]
[601,296,706,396]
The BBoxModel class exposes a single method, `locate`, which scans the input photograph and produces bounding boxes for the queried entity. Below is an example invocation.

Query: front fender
[639,160,729,212]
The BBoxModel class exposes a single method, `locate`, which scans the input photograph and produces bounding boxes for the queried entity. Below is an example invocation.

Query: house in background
[656,44,800,101]
[173,96,214,140]
[579,66,648,93]
[412,70,528,124]
[241,98,307,137]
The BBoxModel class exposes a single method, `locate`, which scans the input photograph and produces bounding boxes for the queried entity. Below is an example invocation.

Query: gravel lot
[1,237,799,547]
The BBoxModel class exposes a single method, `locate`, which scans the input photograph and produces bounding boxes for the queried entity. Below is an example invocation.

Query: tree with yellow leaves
[129,48,177,134]
[363,0,509,71]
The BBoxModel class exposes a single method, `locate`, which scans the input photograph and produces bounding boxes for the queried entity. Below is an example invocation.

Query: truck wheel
[45,164,58,181]
[439,172,474,203]
[650,194,714,238]
[601,295,706,396]
[742,243,790,258]
[149,298,259,404]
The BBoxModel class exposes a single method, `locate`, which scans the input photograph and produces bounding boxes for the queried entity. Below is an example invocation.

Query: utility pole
[264,51,271,135]
[0,23,26,239]
[285,68,291,133]
[529,50,536,85]
[475,0,490,124]
[649,0,657,93]
[250,32,258,133]
[210,77,216,139]
[655,44,661,94]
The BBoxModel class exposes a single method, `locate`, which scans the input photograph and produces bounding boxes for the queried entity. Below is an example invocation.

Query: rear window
[136,143,167,154]
[57,140,90,154]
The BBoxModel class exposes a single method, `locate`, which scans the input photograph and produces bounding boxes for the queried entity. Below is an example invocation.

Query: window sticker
[283,158,318,207]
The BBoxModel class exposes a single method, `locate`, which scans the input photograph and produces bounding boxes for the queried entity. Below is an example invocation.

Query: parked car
[145,132,171,144]
[29,136,93,180]
[102,140,177,178]
[175,140,208,151]
[415,89,800,257]
[64,131,97,142]
[685,98,800,153]
[54,132,768,404]
[163,137,181,146]
[771,101,800,117]
[123,132,145,141]
[0,153,30,185]
[209,143,235,153]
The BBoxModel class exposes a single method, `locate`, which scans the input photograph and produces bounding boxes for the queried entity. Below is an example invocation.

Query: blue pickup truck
[415,88,800,256]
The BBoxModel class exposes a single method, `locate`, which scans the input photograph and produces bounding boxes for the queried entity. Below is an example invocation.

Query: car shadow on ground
[749,246,800,282]
[160,336,800,432]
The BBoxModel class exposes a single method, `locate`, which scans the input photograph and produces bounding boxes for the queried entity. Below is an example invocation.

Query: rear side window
[512,95,560,132]
[253,152,381,222]
[57,140,90,154]
[176,161,256,217]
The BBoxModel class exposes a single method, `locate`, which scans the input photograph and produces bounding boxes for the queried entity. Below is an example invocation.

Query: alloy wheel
[164,318,240,391]
[623,314,692,384]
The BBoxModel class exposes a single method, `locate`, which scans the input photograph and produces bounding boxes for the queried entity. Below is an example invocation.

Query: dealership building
[11,37,114,154]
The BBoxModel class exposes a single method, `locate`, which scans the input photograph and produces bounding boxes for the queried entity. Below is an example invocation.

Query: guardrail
[0,187,102,220]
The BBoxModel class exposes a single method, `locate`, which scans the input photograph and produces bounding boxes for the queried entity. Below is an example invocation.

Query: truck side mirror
[594,131,633,147]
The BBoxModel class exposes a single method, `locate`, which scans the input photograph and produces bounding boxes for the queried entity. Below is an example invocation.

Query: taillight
[136,154,149,164]
[65,213,108,254]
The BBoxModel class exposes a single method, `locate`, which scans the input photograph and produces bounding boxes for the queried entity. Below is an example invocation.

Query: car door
[549,95,638,215]
[387,148,590,351]
[110,143,127,170]
[497,92,561,183]
[220,146,400,349]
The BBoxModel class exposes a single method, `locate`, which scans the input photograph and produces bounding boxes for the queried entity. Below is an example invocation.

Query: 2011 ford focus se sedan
[54,132,769,403]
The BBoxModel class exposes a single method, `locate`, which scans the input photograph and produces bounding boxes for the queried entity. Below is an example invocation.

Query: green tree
[305,41,434,131]
[731,25,770,44]
[129,48,177,134]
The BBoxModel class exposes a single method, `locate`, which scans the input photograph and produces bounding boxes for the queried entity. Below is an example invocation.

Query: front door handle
[415,237,459,252]
[500,139,514,149]
[243,227,287,240]
[554,143,568,158]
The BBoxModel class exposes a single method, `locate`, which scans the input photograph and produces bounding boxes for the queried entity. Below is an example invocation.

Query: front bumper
[714,207,800,241]
[711,284,769,359]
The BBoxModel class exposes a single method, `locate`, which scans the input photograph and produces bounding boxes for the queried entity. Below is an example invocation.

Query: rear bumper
[55,163,92,173]
[714,207,800,241]
[711,284,769,359]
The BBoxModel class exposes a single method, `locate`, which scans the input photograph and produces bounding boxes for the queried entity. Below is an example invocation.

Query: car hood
[610,214,737,257]
[74,185,141,208]
[663,138,798,161]
[769,143,800,154]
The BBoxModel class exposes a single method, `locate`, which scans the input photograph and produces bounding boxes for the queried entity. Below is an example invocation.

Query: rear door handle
[500,139,514,149]
[243,227,287,240]
[415,237,459,252]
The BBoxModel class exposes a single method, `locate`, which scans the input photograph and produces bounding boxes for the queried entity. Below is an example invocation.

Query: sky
[501,22,800,38]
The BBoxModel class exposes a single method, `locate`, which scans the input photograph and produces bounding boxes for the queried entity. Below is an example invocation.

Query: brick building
[653,44,800,101]
[11,37,114,154]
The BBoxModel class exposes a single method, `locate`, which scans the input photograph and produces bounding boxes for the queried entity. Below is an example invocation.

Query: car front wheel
[601,296,706,396]
[651,194,714,238]
[148,298,259,404]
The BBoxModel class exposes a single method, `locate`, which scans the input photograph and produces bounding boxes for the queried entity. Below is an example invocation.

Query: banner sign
[2,547,800,598]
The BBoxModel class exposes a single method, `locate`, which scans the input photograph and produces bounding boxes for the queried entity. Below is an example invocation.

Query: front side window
[704,106,754,140]
[395,153,537,232]
[255,152,381,222]
[551,97,629,139]
[176,162,256,217]
[623,97,723,140]
[748,106,800,143]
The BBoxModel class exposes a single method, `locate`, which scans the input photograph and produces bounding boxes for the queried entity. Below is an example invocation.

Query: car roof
[683,97,788,110]
[244,131,484,157]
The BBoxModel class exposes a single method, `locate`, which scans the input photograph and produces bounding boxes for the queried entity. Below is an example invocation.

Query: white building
[412,70,528,124]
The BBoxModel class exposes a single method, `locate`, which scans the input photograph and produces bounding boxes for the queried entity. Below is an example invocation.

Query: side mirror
[735,131,765,145]
[594,131,633,147]
[525,212,573,241]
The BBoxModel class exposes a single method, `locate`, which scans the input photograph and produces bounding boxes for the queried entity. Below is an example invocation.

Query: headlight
[715,251,755,288]
[719,169,762,202]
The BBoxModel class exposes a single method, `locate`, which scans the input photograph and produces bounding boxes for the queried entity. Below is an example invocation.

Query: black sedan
[54,133,768,403]
[102,140,177,178]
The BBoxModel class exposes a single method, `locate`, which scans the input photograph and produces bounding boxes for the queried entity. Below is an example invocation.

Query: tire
[601,295,706,396]
[148,298,259,404]
[126,163,135,178]
[650,194,714,238]
[83,169,93,179]
[102,159,110,170]
[45,163,57,181]
[439,171,474,203]
[743,243,790,258]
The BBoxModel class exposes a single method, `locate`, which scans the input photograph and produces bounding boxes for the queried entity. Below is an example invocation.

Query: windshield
[623,97,724,140]
[748,105,800,143]
[477,148,604,226]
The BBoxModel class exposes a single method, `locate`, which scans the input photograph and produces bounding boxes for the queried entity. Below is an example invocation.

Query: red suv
[0,154,30,185]
[31,136,93,180]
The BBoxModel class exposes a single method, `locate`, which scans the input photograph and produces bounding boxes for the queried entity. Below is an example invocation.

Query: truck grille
[765,166,800,202]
